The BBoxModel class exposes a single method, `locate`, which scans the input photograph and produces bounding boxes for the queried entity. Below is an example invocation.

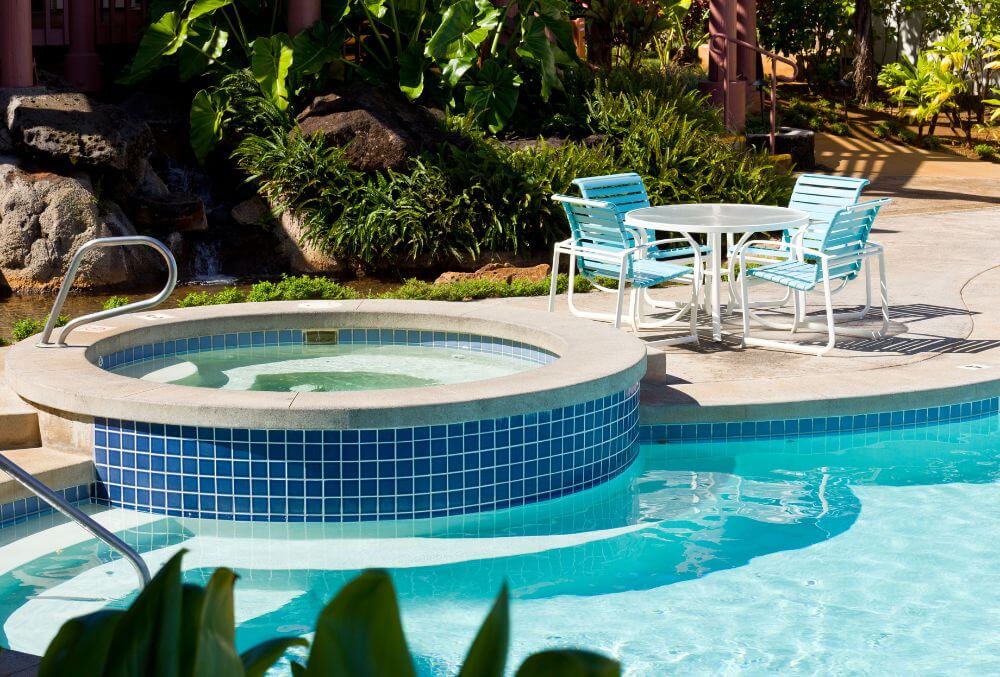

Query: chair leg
[820,279,836,355]
[547,246,560,313]
[628,287,641,332]
[877,249,890,336]
[613,260,628,329]
[740,266,752,347]
[566,254,579,317]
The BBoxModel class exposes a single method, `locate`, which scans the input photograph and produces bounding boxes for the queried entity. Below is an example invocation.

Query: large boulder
[3,90,153,177]
[0,158,164,293]
[435,262,551,285]
[295,87,451,172]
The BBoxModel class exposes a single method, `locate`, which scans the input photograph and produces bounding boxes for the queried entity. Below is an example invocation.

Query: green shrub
[102,295,130,310]
[872,121,893,139]
[11,315,68,342]
[921,135,942,150]
[0,336,8,347]
[178,288,246,307]
[974,143,996,160]
[39,551,620,676]
[827,122,850,136]
[387,274,592,301]
[898,128,917,143]
[245,275,359,302]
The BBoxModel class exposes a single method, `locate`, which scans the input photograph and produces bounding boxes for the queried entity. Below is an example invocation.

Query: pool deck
[487,146,1000,423]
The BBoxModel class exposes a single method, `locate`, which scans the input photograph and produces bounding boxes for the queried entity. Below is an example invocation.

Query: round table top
[624,203,809,234]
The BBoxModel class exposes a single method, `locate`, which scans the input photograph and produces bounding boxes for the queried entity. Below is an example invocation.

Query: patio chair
[572,172,709,314]
[738,198,891,356]
[729,174,879,314]
[548,194,700,344]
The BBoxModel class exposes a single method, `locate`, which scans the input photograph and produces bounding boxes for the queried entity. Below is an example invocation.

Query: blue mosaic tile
[637,394,1000,444]
[93,385,641,522]
[98,328,558,371]
[0,484,93,528]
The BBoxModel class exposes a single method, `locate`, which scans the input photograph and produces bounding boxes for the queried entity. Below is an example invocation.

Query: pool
[0,404,996,673]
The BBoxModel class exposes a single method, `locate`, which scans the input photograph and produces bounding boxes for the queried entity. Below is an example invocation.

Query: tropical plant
[877,50,965,139]
[974,143,996,159]
[38,551,620,676]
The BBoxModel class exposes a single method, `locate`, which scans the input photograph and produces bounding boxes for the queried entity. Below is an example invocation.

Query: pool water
[0,413,998,674]
[111,344,540,391]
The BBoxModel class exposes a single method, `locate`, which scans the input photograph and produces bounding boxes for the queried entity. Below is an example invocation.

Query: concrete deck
[488,141,1000,422]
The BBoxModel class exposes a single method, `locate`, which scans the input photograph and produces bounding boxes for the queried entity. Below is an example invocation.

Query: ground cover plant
[38,551,619,676]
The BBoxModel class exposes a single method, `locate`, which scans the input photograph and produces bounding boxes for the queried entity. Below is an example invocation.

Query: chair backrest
[790,174,871,251]
[814,198,890,282]
[553,194,636,280]
[572,173,651,215]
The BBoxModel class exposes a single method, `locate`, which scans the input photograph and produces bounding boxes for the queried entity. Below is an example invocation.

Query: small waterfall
[190,241,237,285]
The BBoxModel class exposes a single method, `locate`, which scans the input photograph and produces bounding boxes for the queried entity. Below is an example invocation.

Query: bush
[872,121,893,139]
[178,287,247,307]
[898,128,917,144]
[921,135,942,150]
[388,275,592,301]
[974,143,996,160]
[245,275,359,302]
[11,315,68,342]
[38,551,620,676]
[102,295,130,310]
[827,121,850,136]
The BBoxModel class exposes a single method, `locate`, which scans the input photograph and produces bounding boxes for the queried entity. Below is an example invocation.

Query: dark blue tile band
[0,484,92,528]
[93,384,641,522]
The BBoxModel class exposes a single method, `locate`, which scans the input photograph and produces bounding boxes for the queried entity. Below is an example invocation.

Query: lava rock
[295,86,451,172]
[0,158,163,293]
[129,191,208,232]
[4,90,153,175]
[435,262,551,285]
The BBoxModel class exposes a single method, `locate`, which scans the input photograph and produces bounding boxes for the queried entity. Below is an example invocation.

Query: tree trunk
[586,19,613,70]
[851,0,876,105]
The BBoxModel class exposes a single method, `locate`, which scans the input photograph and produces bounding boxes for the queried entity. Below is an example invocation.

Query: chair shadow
[838,336,1000,355]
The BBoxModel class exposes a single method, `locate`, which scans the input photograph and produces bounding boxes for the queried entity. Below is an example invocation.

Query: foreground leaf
[305,569,416,677]
[191,568,244,677]
[515,649,621,676]
[458,584,509,677]
[39,610,124,677]
[241,637,310,677]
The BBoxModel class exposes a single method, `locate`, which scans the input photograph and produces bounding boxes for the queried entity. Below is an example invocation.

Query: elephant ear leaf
[251,34,295,110]
[304,569,416,677]
[178,22,229,81]
[425,0,477,59]
[119,10,190,84]
[190,88,228,163]
[464,61,522,133]
[292,21,344,77]
[38,610,124,677]
[398,43,427,100]
[515,650,621,677]
[458,584,509,677]
[516,15,561,100]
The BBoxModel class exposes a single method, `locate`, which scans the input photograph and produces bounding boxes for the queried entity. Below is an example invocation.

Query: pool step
[0,347,42,450]
[0,447,94,506]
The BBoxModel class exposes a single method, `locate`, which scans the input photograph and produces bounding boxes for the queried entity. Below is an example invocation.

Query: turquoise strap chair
[547,194,700,344]
[738,198,891,356]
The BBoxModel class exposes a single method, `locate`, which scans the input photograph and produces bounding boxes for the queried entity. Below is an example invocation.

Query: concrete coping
[5,300,647,429]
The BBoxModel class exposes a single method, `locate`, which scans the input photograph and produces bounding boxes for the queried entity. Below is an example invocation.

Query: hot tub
[5,300,646,522]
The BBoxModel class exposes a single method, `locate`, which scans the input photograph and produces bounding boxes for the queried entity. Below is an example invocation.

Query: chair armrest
[550,194,614,210]
[646,237,702,248]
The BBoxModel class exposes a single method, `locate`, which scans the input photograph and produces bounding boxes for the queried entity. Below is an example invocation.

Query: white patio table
[624,203,809,341]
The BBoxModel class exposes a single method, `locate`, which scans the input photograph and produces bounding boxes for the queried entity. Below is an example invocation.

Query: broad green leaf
[515,649,621,677]
[364,0,387,19]
[179,584,207,677]
[425,0,478,59]
[178,23,229,81]
[305,569,416,677]
[536,7,577,59]
[515,15,560,100]
[398,43,426,100]
[38,610,124,677]
[190,88,228,163]
[104,550,185,677]
[187,0,234,20]
[464,61,521,132]
[119,11,190,84]
[441,40,478,87]
[241,637,310,677]
[191,568,244,677]
[292,21,345,77]
[251,34,295,110]
[458,584,509,677]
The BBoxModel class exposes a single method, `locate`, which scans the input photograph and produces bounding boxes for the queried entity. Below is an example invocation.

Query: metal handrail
[0,452,150,588]
[39,236,178,347]
[708,34,800,153]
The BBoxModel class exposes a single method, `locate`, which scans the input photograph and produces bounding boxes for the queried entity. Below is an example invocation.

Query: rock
[435,262,550,285]
[230,197,272,227]
[295,86,451,172]
[502,134,608,151]
[134,161,169,198]
[129,191,208,232]
[0,127,12,155]
[0,158,163,293]
[745,126,815,169]
[273,208,347,275]
[4,90,153,175]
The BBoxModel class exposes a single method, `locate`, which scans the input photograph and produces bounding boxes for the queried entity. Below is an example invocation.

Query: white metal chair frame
[547,195,702,345]
[738,199,891,356]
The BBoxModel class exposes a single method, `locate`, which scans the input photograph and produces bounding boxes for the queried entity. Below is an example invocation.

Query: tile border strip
[0,484,92,529]
[639,395,999,443]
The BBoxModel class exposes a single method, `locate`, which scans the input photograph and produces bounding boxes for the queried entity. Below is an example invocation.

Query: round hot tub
[5,300,646,522]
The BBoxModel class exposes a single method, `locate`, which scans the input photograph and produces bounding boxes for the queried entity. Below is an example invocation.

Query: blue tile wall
[98,328,558,371]
[0,484,92,528]
[638,395,1000,444]
[93,384,641,522]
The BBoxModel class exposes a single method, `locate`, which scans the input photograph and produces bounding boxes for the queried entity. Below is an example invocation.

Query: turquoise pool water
[0,412,997,674]
[111,343,540,391]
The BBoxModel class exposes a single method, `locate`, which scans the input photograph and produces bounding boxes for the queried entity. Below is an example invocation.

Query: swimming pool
[1,405,997,674]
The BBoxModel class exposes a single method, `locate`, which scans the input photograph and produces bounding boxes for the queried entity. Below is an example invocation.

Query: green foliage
[872,120,894,139]
[102,296,131,310]
[921,134,942,150]
[178,287,246,307]
[827,121,850,136]
[897,127,917,143]
[40,554,620,676]
[245,275,359,302]
[974,143,997,159]
[11,315,68,342]
[777,97,843,133]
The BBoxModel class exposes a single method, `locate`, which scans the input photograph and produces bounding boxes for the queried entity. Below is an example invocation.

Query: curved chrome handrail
[0,452,150,589]
[38,236,178,347]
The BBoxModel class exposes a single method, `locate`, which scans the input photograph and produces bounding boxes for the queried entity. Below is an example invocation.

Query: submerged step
[0,447,93,509]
